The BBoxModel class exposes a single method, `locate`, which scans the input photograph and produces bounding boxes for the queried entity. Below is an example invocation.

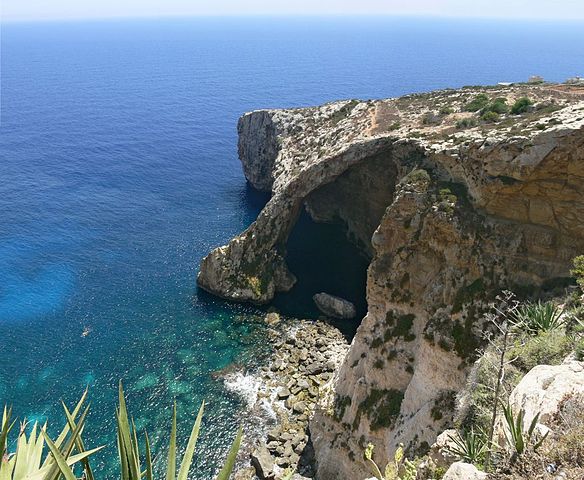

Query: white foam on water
[223,371,280,421]
[223,371,262,407]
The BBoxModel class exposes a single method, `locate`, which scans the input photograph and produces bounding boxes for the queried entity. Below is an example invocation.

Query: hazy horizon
[3,0,584,23]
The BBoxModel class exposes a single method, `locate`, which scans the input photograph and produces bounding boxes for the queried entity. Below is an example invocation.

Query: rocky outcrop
[507,359,584,432]
[313,293,356,320]
[199,84,584,478]
[442,461,487,480]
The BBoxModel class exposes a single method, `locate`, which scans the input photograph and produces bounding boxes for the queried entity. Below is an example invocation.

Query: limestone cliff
[198,84,584,478]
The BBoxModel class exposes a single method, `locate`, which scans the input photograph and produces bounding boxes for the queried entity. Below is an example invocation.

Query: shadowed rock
[313,292,356,319]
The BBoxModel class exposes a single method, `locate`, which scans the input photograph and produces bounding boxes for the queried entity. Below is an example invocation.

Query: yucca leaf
[131,418,142,476]
[177,401,205,480]
[50,388,88,456]
[46,403,91,480]
[63,401,96,480]
[41,431,78,480]
[117,382,141,480]
[116,410,131,480]
[14,422,32,480]
[0,407,15,463]
[166,402,177,480]
[527,411,540,440]
[533,429,549,451]
[144,431,153,480]
[215,425,243,480]
[0,455,15,480]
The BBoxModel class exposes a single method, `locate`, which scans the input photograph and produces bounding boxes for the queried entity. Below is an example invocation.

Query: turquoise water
[1,16,583,476]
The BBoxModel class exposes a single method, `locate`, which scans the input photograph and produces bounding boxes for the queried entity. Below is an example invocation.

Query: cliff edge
[198,84,584,478]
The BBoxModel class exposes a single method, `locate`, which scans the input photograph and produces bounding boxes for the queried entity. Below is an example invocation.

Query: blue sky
[3,0,584,22]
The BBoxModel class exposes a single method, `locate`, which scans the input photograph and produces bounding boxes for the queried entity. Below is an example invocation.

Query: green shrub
[463,94,490,112]
[481,111,500,123]
[576,338,584,361]
[402,168,431,187]
[511,97,533,115]
[571,255,584,292]
[439,106,454,115]
[389,121,401,131]
[422,112,442,125]
[508,329,573,372]
[456,118,478,129]
[488,97,509,114]
[456,350,523,432]
[480,97,509,119]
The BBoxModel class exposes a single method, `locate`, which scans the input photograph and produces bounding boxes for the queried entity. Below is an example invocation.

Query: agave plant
[2,384,244,480]
[501,402,547,456]
[116,381,243,480]
[0,391,103,480]
[510,301,564,335]
[446,427,489,465]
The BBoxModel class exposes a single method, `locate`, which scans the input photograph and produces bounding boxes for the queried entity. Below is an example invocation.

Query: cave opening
[272,148,399,339]
[271,209,370,338]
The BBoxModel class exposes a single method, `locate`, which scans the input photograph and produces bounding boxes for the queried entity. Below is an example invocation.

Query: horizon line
[3,12,584,25]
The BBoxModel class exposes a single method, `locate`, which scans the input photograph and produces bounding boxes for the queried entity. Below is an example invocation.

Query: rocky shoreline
[224,314,349,479]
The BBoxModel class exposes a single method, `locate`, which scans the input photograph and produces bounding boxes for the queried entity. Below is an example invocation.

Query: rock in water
[313,292,356,319]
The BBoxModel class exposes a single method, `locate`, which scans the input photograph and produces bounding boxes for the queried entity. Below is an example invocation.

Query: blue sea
[1,16,583,477]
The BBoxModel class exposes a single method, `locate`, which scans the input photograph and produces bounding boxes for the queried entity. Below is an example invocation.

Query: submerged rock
[313,293,356,319]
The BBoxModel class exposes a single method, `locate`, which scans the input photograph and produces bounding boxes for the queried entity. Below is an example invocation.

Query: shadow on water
[241,183,271,222]
[273,210,369,339]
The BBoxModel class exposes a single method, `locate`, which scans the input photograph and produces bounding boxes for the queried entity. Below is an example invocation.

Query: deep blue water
[1,16,583,477]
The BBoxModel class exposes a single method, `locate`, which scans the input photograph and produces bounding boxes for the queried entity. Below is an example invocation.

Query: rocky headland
[200,83,584,479]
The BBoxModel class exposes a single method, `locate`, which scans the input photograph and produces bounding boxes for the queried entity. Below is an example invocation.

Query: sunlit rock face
[198,85,584,478]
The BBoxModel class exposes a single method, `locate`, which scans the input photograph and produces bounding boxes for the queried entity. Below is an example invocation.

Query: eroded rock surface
[508,360,584,431]
[442,461,487,480]
[199,84,584,478]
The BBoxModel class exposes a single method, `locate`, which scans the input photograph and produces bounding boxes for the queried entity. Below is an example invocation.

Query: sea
[1,15,583,477]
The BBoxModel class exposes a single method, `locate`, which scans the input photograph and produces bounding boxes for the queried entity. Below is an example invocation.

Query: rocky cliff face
[198,84,584,478]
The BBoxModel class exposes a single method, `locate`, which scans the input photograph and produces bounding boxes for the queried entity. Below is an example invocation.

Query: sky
[2,0,584,22]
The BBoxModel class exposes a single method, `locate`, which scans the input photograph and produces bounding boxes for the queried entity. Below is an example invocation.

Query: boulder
[442,461,487,480]
[251,445,275,479]
[292,401,308,414]
[429,429,459,468]
[277,387,291,399]
[313,293,356,320]
[508,360,584,431]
